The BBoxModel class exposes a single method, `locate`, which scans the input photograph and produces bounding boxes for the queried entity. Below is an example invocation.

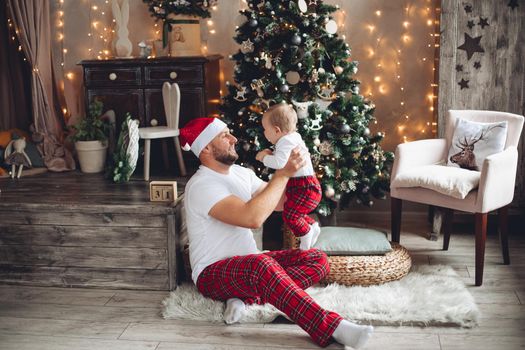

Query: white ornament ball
[334,66,343,74]
[324,186,335,198]
[325,20,338,34]
[238,110,243,116]
[364,127,370,136]
[298,0,308,13]
[297,62,302,68]
[313,138,321,146]
[318,67,326,74]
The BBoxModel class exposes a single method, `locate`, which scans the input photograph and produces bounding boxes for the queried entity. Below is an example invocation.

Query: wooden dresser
[78,55,223,129]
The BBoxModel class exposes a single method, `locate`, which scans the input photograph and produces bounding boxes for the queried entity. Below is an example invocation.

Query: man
[180,117,373,348]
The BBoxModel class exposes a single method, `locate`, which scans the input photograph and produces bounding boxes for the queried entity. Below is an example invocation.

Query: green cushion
[313,226,392,256]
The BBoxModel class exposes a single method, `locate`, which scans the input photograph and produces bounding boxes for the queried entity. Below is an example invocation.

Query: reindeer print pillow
[447,118,508,171]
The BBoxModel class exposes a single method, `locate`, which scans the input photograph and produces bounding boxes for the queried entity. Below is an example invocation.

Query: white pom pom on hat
[179,117,228,157]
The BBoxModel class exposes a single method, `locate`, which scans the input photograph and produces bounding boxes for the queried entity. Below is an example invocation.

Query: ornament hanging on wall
[473,61,481,69]
[455,64,464,72]
[478,17,489,29]
[464,4,473,13]
[508,0,519,10]
[457,33,484,60]
[458,78,470,90]
[467,20,475,29]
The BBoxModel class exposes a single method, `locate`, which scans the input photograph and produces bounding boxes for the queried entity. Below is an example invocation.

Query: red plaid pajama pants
[284,176,322,236]
[196,248,343,347]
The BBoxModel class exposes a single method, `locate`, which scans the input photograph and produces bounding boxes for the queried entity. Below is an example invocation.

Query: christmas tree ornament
[276,70,282,78]
[319,140,333,155]
[364,127,370,136]
[233,85,248,101]
[325,19,338,34]
[352,66,358,74]
[298,0,308,13]
[310,69,319,82]
[261,52,273,69]
[240,39,255,54]
[285,71,301,85]
[297,62,302,68]
[242,142,250,151]
[334,65,343,74]
[324,186,335,198]
[291,34,302,45]
[313,137,321,146]
[309,113,323,131]
[280,84,290,93]
[317,85,335,100]
[292,100,313,119]
[334,194,341,201]
[339,124,351,134]
[248,18,258,27]
[250,79,265,97]
[317,67,326,74]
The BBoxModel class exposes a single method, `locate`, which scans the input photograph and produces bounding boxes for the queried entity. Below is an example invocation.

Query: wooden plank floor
[1,212,524,349]
[0,172,524,349]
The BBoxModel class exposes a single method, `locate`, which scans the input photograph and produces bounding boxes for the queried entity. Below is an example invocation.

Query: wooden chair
[139,82,187,181]
[390,110,524,286]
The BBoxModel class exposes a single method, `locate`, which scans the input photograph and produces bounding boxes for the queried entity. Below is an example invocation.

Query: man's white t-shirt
[263,132,314,177]
[184,164,265,284]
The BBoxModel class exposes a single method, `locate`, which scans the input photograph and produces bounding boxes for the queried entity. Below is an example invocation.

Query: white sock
[332,320,374,349]
[310,222,321,247]
[224,298,245,324]
[299,227,314,250]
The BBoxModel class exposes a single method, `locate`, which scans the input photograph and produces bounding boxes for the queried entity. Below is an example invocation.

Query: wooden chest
[0,173,185,290]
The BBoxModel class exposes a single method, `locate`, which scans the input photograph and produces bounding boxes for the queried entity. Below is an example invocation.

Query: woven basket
[283,226,412,286]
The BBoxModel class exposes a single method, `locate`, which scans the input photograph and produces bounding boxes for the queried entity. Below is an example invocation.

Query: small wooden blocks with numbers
[149,181,178,202]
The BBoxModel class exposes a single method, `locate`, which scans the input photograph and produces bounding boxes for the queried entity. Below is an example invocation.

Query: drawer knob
[150,119,158,126]
[169,71,178,79]
[109,73,117,81]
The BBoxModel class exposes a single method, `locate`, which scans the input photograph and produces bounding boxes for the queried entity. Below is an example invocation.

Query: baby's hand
[256,149,273,162]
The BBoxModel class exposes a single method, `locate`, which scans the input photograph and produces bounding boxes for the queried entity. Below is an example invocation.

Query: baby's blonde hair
[264,103,297,133]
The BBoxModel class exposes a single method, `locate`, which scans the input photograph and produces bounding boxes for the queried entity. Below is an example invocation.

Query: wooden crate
[0,187,184,291]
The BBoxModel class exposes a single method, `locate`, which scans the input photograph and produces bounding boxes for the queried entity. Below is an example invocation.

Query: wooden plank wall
[438,0,525,208]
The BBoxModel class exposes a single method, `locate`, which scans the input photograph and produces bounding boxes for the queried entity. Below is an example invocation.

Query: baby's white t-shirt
[263,132,314,177]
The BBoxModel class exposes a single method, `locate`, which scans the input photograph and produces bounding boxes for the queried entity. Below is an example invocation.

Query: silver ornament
[291,34,302,45]
[280,84,289,93]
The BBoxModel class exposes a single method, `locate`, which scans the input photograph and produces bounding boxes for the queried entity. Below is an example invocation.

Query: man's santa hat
[179,117,228,157]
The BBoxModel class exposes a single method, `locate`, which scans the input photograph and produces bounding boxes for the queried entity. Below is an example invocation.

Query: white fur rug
[162,265,479,327]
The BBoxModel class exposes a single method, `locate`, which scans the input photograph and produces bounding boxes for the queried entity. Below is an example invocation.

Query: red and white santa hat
[179,117,228,157]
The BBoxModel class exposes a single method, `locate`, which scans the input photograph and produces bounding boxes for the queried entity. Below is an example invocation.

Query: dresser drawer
[85,67,142,87]
[144,65,203,85]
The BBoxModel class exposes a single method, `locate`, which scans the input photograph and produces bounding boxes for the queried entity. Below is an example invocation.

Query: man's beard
[212,146,238,165]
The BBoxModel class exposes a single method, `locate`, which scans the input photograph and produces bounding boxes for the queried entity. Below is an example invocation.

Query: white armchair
[390,110,524,286]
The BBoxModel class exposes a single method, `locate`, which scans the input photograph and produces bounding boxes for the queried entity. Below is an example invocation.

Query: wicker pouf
[284,227,412,286]
[322,243,411,286]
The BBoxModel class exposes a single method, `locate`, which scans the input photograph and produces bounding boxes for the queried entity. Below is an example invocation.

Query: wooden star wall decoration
[478,17,489,29]
[458,33,485,60]
[458,78,470,89]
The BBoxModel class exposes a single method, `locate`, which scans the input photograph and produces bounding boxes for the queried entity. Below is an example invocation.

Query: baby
[256,103,321,250]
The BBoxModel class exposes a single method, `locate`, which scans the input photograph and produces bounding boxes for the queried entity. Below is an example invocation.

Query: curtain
[7,0,75,171]
[0,2,32,131]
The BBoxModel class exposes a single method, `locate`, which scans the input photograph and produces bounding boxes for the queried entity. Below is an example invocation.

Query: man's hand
[256,149,273,162]
[276,146,307,178]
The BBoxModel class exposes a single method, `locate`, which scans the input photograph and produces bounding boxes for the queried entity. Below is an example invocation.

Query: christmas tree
[221,0,393,216]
